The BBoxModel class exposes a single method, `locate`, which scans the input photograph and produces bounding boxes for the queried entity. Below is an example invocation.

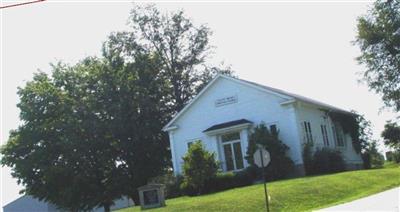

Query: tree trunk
[130,193,139,206]
[104,204,111,212]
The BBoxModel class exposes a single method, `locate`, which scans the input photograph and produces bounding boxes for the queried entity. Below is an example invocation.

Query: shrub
[362,152,371,169]
[393,151,400,163]
[203,172,235,193]
[312,148,345,174]
[362,141,385,169]
[149,172,183,199]
[241,165,259,181]
[245,124,294,181]
[180,141,218,195]
[203,169,254,194]
[370,152,385,168]
[302,141,314,175]
[386,151,400,163]
[386,151,394,161]
[233,168,254,186]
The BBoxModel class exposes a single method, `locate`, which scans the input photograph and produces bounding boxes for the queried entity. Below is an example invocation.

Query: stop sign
[253,148,270,168]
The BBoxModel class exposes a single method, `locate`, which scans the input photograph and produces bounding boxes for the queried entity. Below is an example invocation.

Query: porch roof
[203,119,253,133]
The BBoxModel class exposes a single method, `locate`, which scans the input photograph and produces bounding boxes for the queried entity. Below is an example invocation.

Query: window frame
[221,132,241,143]
[320,124,329,146]
[266,122,279,136]
[219,131,244,172]
[302,121,313,143]
[333,123,346,148]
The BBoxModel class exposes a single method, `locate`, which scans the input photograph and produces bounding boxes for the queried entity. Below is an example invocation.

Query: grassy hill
[117,164,400,212]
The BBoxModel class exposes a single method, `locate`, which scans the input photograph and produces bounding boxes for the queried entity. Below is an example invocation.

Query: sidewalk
[320,187,399,212]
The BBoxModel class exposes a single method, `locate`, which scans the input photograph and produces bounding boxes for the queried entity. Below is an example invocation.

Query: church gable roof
[163,74,351,131]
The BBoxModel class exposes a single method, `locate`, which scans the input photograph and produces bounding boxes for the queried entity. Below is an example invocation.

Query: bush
[202,168,254,194]
[370,152,385,168]
[362,152,371,169]
[393,151,400,163]
[180,141,218,195]
[386,151,394,161]
[203,172,235,193]
[241,165,259,181]
[311,148,345,174]
[149,172,184,199]
[386,151,400,163]
[302,141,314,175]
[245,124,294,181]
[362,141,385,169]
[233,168,255,186]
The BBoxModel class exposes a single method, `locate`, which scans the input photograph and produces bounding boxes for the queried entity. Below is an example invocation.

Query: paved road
[320,187,399,212]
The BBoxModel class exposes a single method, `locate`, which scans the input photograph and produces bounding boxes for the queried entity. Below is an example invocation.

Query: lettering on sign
[215,95,238,107]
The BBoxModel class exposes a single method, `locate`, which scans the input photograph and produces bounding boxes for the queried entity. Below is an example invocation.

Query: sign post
[253,145,271,212]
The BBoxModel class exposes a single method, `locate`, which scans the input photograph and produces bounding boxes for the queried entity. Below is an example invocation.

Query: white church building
[163,75,363,176]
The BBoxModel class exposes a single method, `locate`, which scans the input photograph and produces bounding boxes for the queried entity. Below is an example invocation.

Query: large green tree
[363,140,385,168]
[382,121,400,150]
[351,112,386,168]
[355,0,400,112]
[1,59,125,211]
[1,54,170,211]
[355,112,374,153]
[101,4,234,201]
[103,4,234,113]
[105,54,171,204]
[2,5,233,210]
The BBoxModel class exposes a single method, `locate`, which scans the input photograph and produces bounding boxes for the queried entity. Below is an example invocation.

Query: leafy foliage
[100,4,235,203]
[362,140,385,169]
[0,55,171,211]
[181,141,219,195]
[382,121,400,151]
[302,141,314,175]
[246,124,294,181]
[355,0,400,111]
[1,59,124,211]
[328,111,363,153]
[2,4,236,211]
[311,148,346,175]
[195,65,236,93]
[203,170,253,194]
[355,112,375,153]
[386,150,400,163]
[149,172,184,199]
[328,111,379,169]
[103,4,234,113]
[302,143,346,175]
[329,111,374,155]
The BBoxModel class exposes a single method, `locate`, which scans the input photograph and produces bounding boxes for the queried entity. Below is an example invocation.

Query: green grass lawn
[117,165,400,212]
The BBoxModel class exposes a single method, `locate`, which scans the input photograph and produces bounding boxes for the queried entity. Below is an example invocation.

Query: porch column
[168,131,179,176]
[209,135,224,171]
[240,129,250,168]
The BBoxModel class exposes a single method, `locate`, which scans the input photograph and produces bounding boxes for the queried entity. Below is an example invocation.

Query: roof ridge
[231,76,351,114]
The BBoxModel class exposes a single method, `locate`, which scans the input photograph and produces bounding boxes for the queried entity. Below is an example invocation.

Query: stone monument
[137,184,166,210]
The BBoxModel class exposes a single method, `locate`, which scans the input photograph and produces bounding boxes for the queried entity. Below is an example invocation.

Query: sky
[1,0,398,208]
